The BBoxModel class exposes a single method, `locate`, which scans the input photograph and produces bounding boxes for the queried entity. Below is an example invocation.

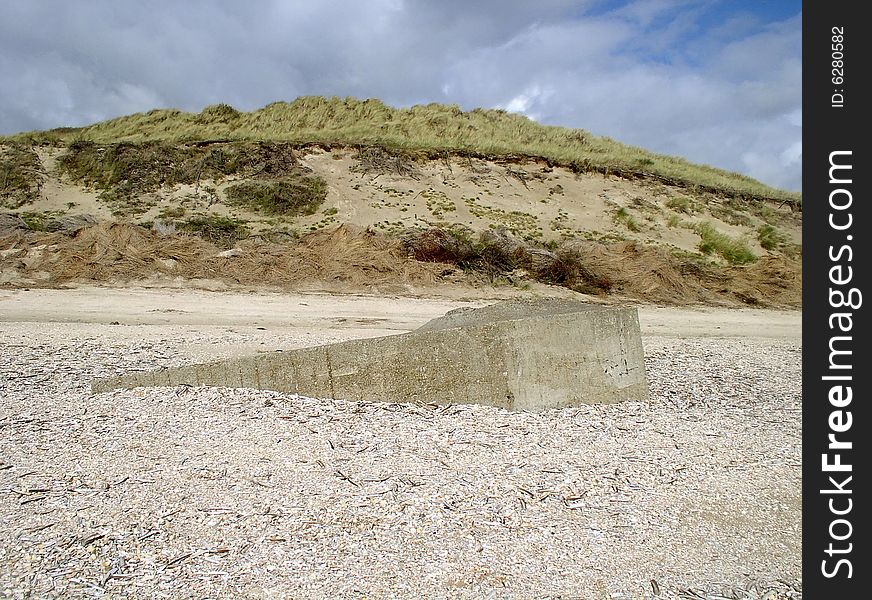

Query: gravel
[0,323,801,599]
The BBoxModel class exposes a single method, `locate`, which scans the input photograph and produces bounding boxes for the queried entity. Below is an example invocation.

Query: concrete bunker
[92,299,648,410]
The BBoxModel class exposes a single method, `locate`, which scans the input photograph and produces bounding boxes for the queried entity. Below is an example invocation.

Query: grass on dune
[694,221,757,265]
[56,139,327,216]
[1,143,43,208]
[7,96,800,203]
[225,176,327,217]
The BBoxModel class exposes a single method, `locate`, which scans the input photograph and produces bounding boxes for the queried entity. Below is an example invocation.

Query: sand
[0,286,801,598]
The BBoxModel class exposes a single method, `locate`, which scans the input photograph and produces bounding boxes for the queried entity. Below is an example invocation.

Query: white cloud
[0,0,801,190]
[499,85,555,121]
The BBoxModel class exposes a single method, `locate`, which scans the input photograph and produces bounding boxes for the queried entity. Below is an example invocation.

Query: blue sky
[1,0,802,191]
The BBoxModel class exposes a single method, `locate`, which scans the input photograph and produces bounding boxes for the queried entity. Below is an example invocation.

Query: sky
[1,0,802,191]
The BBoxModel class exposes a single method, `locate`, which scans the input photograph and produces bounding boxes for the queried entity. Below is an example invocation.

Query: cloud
[0,0,801,191]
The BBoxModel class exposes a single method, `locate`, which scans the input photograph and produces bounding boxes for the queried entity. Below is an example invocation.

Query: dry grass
[8,97,799,203]
[351,146,422,179]
[1,222,441,290]
[1,222,800,307]
[404,227,612,295]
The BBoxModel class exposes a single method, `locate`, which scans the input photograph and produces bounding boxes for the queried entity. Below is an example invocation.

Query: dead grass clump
[403,226,479,266]
[281,225,438,286]
[563,240,711,304]
[403,227,613,294]
[352,147,421,179]
[19,222,216,282]
[722,255,802,307]
[665,196,696,214]
[1,144,43,208]
[4,222,441,290]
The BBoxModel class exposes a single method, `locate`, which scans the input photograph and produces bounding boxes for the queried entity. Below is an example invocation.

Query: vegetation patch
[159,206,187,219]
[757,224,788,251]
[665,196,697,214]
[225,174,327,216]
[422,189,455,218]
[403,226,612,294]
[373,220,408,235]
[694,221,756,265]
[352,146,421,179]
[57,140,307,209]
[463,196,540,239]
[1,144,43,209]
[613,207,641,232]
[19,210,61,232]
[196,103,242,124]
[666,214,684,228]
[549,209,576,238]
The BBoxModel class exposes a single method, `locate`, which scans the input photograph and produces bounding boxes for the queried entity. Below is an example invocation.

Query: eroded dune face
[2,144,800,307]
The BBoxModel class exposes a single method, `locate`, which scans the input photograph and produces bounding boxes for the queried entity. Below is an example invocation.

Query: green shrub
[224,174,327,216]
[19,211,55,231]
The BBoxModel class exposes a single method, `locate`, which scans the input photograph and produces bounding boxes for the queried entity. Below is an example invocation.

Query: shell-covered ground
[0,295,801,599]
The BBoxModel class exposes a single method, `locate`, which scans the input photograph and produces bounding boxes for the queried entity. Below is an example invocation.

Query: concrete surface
[92,300,648,410]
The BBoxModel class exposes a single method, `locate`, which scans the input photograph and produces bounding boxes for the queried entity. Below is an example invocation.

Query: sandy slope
[16,146,801,257]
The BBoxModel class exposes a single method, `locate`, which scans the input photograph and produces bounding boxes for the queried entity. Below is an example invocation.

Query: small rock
[215,248,244,258]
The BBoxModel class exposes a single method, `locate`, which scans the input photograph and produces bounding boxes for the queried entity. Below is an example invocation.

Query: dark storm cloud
[1,0,800,190]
